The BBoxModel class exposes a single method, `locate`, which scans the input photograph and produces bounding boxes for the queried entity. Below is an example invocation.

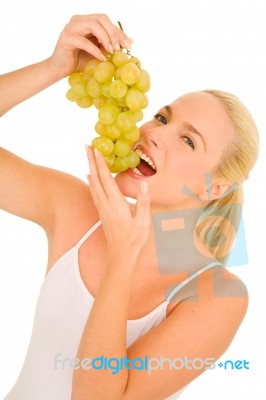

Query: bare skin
[46,91,238,321]
[0,14,248,400]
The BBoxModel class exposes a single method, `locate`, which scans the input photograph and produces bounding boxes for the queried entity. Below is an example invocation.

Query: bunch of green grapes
[66,50,150,172]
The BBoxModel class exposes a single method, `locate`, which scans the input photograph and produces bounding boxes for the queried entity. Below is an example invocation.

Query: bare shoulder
[168,264,249,311]
[121,266,249,399]
[46,170,99,268]
[169,265,249,335]
[214,266,249,300]
[175,265,249,335]
[0,147,97,234]
[190,265,249,314]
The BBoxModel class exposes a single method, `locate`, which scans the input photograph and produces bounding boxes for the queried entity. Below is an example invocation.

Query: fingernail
[99,53,107,61]
[122,39,131,49]
[85,143,89,154]
[108,43,114,53]
[94,147,99,158]
[114,42,120,51]
[141,181,148,196]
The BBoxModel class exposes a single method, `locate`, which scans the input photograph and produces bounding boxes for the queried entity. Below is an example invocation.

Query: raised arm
[0,59,61,117]
[0,14,133,234]
[0,14,133,117]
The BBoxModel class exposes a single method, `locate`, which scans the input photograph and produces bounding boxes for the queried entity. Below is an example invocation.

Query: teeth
[135,148,156,171]
[133,167,143,176]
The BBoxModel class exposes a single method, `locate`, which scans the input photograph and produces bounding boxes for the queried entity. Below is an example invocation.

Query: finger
[86,145,108,203]
[135,181,151,226]
[86,144,99,178]
[65,33,107,61]
[68,15,132,54]
[94,149,126,203]
[78,19,116,53]
[96,15,133,51]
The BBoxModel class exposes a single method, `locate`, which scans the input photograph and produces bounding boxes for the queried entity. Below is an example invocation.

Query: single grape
[66,88,78,102]
[104,152,116,167]
[114,68,122,80]
[72,81,88,98]
[113,139,131,157]
[94,61,115,83]
[126,88,145,111]
[101,81,112,97]
[98,103,119,125]
[141,93,148,109]
[127,57,141,68]
[87,77,102,98]
[116,96,127,108]
[95,121,106,136]
[83,59,100,75]
[127,150,140,169]
[82,70,91,81]
[105,123,122,140]
[113,156,130,172]
[112,51,129,67]
[122,126,140,142]
[109,79,128,99]
[76,96,93,108]
[116,111,136,132]
[68,72,82,87]
[93,96,107,110]
[133,69,150,92]
[121,63,141,85]
[92,136,114,156]
[132,110,143,122]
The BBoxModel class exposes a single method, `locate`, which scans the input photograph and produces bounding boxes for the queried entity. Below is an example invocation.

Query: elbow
[71,377,126,400]
[71,391,123,400]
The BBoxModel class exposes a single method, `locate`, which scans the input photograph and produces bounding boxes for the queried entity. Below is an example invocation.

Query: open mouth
[132,147,157,177]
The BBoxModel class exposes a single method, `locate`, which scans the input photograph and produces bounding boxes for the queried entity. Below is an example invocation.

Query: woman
[1,13,259,400]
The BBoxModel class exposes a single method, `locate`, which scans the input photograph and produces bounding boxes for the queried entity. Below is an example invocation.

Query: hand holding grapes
[86,145,151,257]
[49,14,133,79]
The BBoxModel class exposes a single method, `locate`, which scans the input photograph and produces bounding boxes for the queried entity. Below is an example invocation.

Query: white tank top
[4,220,222,400]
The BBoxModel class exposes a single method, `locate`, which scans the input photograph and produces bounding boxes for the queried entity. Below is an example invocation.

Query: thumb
[136,181,150,226]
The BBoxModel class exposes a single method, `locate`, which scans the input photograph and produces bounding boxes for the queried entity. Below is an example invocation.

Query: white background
[0,0,265,398]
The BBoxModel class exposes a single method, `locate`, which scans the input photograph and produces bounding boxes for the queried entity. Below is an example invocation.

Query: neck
[129,200,216,275]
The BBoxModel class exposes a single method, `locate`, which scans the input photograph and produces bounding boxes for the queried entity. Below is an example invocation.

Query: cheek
[169,154,205,177]
[165,156,209,190]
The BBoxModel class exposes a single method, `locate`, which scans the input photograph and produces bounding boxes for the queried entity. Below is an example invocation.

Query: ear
[198,180,234,203]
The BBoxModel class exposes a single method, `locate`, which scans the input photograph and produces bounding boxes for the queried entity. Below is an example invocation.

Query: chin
[114,172,138,199]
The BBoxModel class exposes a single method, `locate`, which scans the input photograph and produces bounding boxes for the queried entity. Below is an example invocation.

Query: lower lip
[126,168,151,180]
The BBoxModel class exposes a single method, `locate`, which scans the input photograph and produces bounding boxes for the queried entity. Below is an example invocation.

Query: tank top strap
[75,220,102,249]
[166,261,224,302]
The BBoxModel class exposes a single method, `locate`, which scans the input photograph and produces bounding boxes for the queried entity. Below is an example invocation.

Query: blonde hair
[195,89,259,264]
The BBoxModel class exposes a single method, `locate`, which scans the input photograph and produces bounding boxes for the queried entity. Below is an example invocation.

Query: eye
[154,113,168,125]
[183,136,195,150]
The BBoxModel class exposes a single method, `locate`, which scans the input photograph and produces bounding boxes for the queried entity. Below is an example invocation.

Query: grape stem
[117,21,132,56]
[117,21,124,31]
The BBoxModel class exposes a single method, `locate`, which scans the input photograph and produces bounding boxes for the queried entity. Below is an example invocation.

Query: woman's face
[115,91,235,211]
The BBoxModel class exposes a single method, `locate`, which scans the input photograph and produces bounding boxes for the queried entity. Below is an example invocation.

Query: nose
[140,121,163,149]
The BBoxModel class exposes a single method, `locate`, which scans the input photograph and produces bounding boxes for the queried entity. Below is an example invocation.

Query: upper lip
[134,144,157,171]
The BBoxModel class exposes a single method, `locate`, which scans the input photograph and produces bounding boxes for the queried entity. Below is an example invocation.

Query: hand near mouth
[86,145,151,257]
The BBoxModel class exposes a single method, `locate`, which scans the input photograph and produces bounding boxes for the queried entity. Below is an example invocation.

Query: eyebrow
[162,105,207,152]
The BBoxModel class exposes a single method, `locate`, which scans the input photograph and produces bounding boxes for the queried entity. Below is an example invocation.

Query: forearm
[0,57,61,117]
[72,251,139,400]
